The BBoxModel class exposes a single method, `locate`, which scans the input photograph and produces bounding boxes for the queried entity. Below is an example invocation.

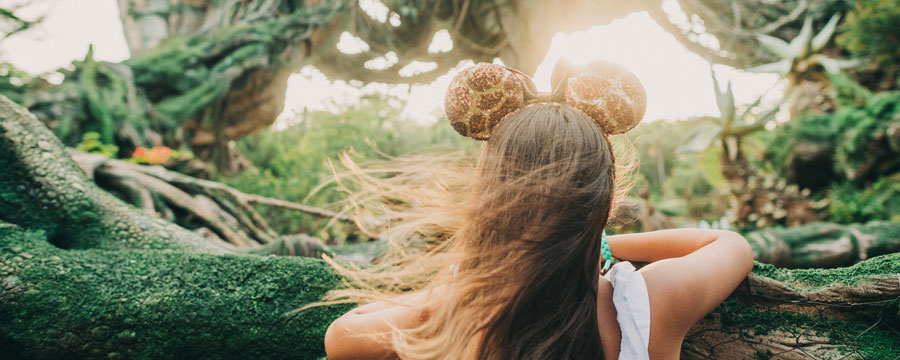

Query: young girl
[320,61,754,359]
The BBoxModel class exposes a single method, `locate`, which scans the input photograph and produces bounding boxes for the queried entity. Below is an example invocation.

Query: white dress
[604,261,651,360]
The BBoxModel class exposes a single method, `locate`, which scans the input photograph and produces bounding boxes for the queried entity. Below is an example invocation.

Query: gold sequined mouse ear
[559,60,647,135]
[444,63,526,140]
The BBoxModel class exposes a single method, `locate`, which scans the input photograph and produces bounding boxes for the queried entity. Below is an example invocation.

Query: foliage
[17,47,153,154]
[75,132,119,158]
[221,95,479,242]
[838,0,900,66]
[661,147,731,221]
[765,82,900,185]
[677,69,779,158]
[749,14,855,77]
[0,5,42,41]
[625,119,729,222]
[0,63,31,104]
[829,173,900,223]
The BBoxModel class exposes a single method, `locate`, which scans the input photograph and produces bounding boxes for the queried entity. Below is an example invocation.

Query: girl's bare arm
[610,229,754,346]
[324,288,441,360]
[607,228,743,263]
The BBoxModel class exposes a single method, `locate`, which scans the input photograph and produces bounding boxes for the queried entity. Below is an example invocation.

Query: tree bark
[0,95,222,253]
[683,256,900,359]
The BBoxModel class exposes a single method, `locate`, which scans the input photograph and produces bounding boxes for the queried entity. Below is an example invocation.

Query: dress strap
[604,261,651,360]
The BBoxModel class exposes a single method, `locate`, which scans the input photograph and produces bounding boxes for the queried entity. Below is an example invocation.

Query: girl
[320,61,754,359]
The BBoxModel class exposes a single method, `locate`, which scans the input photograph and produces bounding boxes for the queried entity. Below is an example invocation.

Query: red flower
[132,147,147,158]
[146,146,172,165]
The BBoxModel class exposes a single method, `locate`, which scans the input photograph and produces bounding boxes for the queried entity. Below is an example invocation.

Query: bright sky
[0,0,783,128]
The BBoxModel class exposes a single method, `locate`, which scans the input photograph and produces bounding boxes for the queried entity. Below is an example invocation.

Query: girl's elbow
[726,231,755,273]
[324,318,350,360]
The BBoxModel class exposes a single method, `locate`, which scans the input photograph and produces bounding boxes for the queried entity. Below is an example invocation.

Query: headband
[444,58,647,140]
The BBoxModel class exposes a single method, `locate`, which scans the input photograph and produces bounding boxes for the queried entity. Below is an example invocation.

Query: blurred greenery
[765,80,900,186]
[626,119,731,223]
[829,173,900,223]
[219,94,479,243]
[76,131,120,158]
[838,0,900,66]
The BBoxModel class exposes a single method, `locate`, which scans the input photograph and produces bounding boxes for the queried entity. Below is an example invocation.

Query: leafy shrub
[838,0,900,65]
[76,132,119,158]
[829,173,900,223]
[221,94,478,242]
[765,85,900,186]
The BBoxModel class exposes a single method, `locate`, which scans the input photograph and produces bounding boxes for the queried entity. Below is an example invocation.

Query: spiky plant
[748,14,859,83]
[678,69,821,230]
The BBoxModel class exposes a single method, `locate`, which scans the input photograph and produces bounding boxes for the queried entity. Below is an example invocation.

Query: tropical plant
[676,68,821,229]
[222,94,479,241]
[75,131,119,158]
[749,14,858,80]
[838,0,900,69]
[765,79,900,186]
[677,70,781,158]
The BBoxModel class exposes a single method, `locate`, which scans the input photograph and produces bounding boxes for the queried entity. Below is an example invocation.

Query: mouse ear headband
[444,58,647,140]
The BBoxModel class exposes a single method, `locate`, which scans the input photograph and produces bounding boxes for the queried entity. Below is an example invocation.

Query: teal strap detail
[601,230,612,272]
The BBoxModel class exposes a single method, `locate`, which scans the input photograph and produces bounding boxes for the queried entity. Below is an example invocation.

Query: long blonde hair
[312,103,635,359]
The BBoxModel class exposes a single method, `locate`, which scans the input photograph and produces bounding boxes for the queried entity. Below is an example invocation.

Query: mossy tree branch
[0,95,221,253]
[0,224,349,360]
[748,221,900,269]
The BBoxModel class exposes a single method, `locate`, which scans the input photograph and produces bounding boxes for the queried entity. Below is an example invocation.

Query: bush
[838,0,900,66]
[829,173,900,223]
[221,94,479,243]
[765,86,900,186]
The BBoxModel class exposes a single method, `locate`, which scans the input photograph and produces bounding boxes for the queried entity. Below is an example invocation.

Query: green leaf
[710,69,735,124]
[677,125,722,153]
[811,14,841,52]
[756,34,794,59]
[790,16,814,58]
[746,59,792,74]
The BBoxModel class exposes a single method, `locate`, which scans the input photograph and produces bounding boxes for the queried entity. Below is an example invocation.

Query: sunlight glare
[428,30,453,54]
[337,32,371,54]
[359,0,389,22]
[389,12,402,27]
[363,51,399,70]
[531,12,779,122]
[399,61,438,77]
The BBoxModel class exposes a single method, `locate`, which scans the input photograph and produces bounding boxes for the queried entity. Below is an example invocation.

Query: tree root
[71,152,350,248]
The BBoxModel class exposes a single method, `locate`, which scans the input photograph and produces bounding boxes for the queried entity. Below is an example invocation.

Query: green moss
[752,250,900,289]
[1,95,224,253]
[0,225,350,359]
[718,298,900,359]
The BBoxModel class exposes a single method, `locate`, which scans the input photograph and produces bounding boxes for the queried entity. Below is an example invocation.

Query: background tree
[2,0,872,174]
